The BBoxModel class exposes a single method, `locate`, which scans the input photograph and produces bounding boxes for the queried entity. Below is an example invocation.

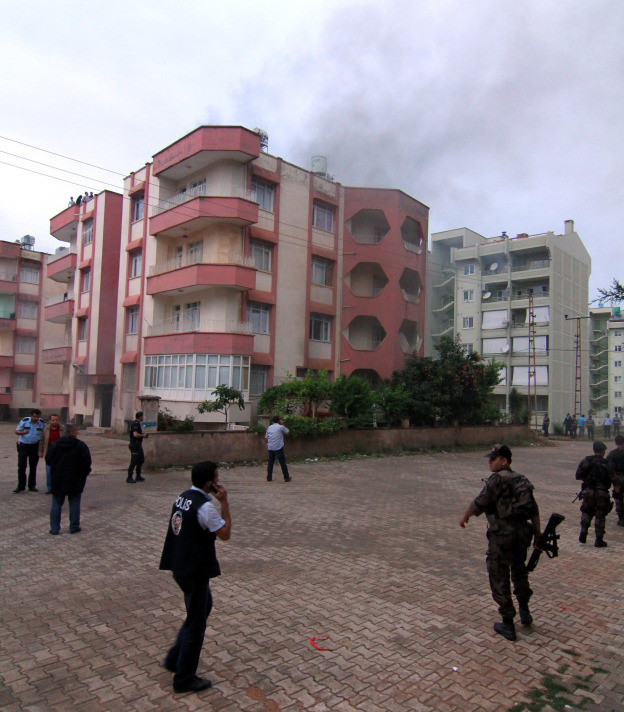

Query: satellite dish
[502,345,510,353]
[483,291,492,300]
[490,262,499,271]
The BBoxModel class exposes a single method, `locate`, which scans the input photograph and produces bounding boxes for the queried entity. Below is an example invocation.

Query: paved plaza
[1,423,623,712]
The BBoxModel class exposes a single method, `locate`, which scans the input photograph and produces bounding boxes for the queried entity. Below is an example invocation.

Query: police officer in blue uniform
[14,409,45,492]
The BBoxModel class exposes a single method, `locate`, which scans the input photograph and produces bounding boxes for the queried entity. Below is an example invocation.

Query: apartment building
[0,236,65,419]
[111,126,427,429]
[589,305,624,418]
[47,191,122,427]
[426,220,591,425]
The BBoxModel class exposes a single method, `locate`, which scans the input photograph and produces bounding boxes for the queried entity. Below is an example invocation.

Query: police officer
[460,444,541,641]
[159,461,231,694]
[576,441,614,547]
[606,435,624,527]
[14,408,45,492]
[127,411,148,483]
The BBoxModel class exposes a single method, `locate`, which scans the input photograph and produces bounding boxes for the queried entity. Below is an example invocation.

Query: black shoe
[266,477,273,482]
[518,604,533,626]
[173,676,212,693]
[594,537,608,548]
[28,487,38,492]
[284,477,292,482]
[135,476,145,482]
[46,490,53,494]
[49,530,60,535]
[579,530,587,543]
[126,477,136,483]
[12,487,25,494]
[493,620,517,641]
[70,528,81,534]
[618,518,624,527]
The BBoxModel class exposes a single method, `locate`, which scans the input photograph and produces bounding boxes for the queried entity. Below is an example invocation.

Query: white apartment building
[589,305,624,419]
[426,220,591,426]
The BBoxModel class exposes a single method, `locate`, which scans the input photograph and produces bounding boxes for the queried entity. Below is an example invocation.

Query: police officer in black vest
[127,411,148,483]
[159,461,231,694]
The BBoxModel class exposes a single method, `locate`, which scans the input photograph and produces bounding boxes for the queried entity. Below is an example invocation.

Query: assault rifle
[526,513,565,573]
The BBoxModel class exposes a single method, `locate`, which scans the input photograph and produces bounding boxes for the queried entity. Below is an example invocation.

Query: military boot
[493,618,517,641]
[579,529,588,543]
[594,537,608,548]
[617,517,624,527]
[518,604,533,626]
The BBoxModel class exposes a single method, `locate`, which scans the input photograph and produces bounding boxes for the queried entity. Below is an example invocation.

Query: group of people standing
[547,412,621,439]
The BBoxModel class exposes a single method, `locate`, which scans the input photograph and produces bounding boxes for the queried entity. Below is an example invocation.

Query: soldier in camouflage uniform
[606,435,624,527]
[576,441,614,546]
[460,445,541,642]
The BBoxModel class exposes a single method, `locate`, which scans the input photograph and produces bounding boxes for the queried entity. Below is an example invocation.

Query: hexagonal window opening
[347,209,390,245]
[346,262,389,298]
[351,369,382,388]
[399,268,422,303]
[401,217,424,254]
[344,315,387,351]
[398,319,422,354]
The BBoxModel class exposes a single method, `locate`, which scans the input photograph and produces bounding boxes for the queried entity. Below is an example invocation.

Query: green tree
[330,375,375,428]
[258,370,333,418]
[197,385,245,426]
[375,382,412,427]
[594,278,624,304]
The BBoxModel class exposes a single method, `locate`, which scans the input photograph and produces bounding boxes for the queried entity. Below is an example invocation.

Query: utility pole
[564,313,592,419]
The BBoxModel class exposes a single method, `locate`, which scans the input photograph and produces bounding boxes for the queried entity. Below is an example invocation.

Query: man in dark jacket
[159,461,231,694]
[46,423,92,535]
[606,435,624,527]
[576,441,613,546]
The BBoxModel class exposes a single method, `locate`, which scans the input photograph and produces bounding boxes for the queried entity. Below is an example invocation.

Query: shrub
[157,407,195,432]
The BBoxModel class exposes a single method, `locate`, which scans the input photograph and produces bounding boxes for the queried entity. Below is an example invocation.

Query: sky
[1,0,622,301]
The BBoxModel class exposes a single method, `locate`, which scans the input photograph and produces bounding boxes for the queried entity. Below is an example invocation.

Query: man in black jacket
[46,423,92,535]
[576,441,614,546]
[159,461,231,694]
[606,435,624,527]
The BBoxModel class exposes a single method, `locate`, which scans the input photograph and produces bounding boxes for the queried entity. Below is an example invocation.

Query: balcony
[432,319,454,337]
[50,204,80,243]
[47,250,77,283]
[144,317,254,356]
[147,255,256,296]
[0,354,13,367]
[0,387,11,405]
[40,393,70,409]
[0,310,16,329]
[432,294,454,312]
[42,343,72,364]
[45,294,74,323]
[0,271,18,293]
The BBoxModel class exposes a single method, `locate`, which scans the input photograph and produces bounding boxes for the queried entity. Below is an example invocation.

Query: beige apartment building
[426,220,591,426]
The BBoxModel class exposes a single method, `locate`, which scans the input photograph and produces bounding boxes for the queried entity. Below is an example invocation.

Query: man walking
[460,444,541,641]
[127,411,148,483]
[603,414,612,439]
[606,435,624,527]
[39,413,61,493]
[576,441,613,547]
[46,423,92,535]
[265,416,292,482]
[159,461,231,694]
[14,408,46,492]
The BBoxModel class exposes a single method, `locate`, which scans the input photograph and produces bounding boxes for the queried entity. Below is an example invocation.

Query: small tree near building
[197,385,245,427]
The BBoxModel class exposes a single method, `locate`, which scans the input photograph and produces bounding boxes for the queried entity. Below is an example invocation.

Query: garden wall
[142,424,529,468]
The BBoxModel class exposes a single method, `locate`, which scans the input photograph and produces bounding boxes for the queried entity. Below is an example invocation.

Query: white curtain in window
[512,366,549,386]
[512,336,548,352]
[498,367,507,385]
[529,306,550,324]
[482,338,509,354]
[482,309,509,329]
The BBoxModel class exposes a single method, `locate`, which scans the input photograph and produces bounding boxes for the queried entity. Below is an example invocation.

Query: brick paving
[1,423,623,711]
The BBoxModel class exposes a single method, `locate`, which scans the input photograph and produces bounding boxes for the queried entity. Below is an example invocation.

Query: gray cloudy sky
[1,0,622,300]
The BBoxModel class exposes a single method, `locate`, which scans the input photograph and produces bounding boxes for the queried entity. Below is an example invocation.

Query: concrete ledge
[142,424,529,468]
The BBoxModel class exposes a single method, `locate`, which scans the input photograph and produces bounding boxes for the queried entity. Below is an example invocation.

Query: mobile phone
[209,482,219,494]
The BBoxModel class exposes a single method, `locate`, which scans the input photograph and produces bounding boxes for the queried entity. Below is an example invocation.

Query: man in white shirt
[265,416,292,482]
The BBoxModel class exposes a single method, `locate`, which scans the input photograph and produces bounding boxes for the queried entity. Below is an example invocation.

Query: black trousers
[267,448,290,480]
[166,576,213,687]
[17,442,39,489]
[128,447,145,478]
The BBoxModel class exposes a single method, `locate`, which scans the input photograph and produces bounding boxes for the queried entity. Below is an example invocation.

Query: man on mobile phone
[159,461,231,694]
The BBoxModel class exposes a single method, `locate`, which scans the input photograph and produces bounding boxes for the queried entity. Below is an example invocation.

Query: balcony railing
[512,259,550,272]
[46,293,72,306]
[0,272,17,282]
[148,252,254,278]
[47,247,71,264]
[151,183,255,217]
[147,317,253,337]
[0,310,16,319]
[432,319,454,337]
[403,240,423,254]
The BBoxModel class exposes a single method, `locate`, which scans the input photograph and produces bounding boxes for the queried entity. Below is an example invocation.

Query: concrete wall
[142,424,528,468]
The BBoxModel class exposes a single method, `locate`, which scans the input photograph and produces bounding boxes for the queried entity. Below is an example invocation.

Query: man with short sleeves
[14,409,45,492]
[265,415,291,482]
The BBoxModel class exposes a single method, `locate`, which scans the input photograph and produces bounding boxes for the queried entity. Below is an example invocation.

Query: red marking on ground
[310,636,337,651]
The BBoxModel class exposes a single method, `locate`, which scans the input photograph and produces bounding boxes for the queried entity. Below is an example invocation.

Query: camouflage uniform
[606,446,624,526]
[469,470,539,621]
[576,454,613,539]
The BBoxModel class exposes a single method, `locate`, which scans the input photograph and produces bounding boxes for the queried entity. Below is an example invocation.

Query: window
[463,290,475,302]
[250,366,269,396]
[144,354,250,395]
[615,376,622,383]
[251,178,274,212]
[17,301,37,319]
[81,269,91,293]
[615,330,622,337]
[250,240,271,272]
[311,256,333,286]
[482,338,509,354]
[482,310,509,329]
[615,346,622,352]
[615,391,622,399]
[15,336,36,354]
[20,266,40,284]
[461,343,473,355]
[463,264,475,275]
[615,361,622,368]
[312,201,335,232]
[82,219,93,245]
[372,325,385,348]
[309,313,331,342]
[184,302,200,330]
[127,306,139,334]
[132,195,145,222]
[247,302,270,334]
[13,372,34,390]
[188,241,203,264]
[122,363,136,391]
[130,251,142,278]
[462,317,474,329]
[77,317,88,341]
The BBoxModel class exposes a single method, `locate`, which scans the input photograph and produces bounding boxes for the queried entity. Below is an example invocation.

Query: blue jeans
[46,464,52,492]
[50,493,82,534]
[267,448,290,480]
[166,577,213,687]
